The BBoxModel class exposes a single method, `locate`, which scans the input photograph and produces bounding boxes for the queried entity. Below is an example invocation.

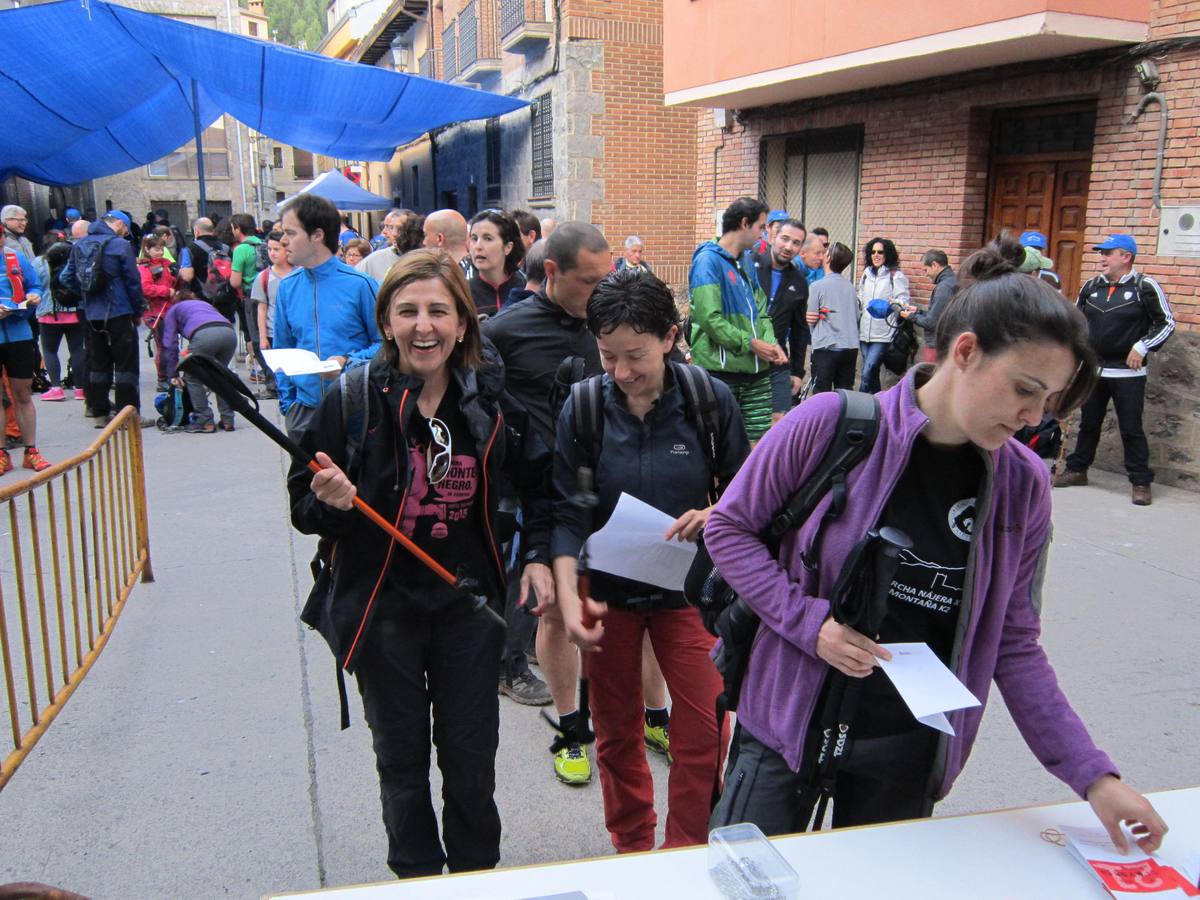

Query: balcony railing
[457,0,500,82]
[418,49,437,79]
[500,0,551,52]
[441,21,457,80]
[459,0,480,70]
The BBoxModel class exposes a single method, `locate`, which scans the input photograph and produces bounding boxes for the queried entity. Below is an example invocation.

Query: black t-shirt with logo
[855,434,983,737]
[378,383,498,618]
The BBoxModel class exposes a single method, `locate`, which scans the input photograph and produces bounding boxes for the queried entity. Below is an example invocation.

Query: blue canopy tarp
[0,0,526,186]
[279,168,393,211]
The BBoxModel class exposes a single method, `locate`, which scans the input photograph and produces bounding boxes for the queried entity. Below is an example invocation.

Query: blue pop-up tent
[278,168,393,211]
[0,0,526,186]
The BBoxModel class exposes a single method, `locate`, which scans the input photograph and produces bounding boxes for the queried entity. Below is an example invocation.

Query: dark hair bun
[960,235,1022,284]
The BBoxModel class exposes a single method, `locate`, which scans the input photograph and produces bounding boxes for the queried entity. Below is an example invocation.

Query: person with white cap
[1055,234,1175,505]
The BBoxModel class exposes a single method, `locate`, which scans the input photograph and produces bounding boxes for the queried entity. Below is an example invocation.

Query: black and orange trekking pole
[178,353,474,597]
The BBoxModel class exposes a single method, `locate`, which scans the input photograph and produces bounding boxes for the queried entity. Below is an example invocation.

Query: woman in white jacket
[857,237,909,393]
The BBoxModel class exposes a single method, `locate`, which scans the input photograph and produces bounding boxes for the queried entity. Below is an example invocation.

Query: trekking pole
[800,526,911,831]
[177,353,463,591]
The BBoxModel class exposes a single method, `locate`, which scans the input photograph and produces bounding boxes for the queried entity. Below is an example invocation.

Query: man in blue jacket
[61,210,148,427]
[273,195,381,438]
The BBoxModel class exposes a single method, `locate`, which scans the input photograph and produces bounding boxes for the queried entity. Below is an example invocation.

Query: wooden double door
[987,157,1091,301]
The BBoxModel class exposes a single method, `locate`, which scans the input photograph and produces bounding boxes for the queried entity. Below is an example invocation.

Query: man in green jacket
[688,197,787,441]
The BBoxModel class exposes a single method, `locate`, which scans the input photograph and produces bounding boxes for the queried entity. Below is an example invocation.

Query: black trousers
[354,607,506,879]
[1065,375,1152,484]
[502,558,538,679]
[84,314,140,415]
[710,725,937,835]
[810,348,858,394]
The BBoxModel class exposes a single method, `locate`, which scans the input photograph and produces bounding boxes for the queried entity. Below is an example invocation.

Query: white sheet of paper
[875,642,981,736]
[584,493,696,592]
[262,348,342,376]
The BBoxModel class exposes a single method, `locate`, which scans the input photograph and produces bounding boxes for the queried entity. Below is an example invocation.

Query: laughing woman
[288,249,554,879]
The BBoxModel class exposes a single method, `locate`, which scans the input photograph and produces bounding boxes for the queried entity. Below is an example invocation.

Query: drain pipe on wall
[1128,60,1167,210]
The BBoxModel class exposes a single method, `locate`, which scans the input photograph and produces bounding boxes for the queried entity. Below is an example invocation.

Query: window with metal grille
[993,105,1096,156]
[530,93,553,197]
[759,127,862,276]
[485,118,502,203]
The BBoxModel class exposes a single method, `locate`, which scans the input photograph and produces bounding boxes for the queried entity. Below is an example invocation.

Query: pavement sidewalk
[0,356,1197,898]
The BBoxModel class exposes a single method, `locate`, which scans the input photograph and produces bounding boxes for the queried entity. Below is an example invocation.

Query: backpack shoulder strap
[569,374,606,473]
[260,267,271,293]
[339,364,372,470]
[766,389,880,551]
[669,361,722,501]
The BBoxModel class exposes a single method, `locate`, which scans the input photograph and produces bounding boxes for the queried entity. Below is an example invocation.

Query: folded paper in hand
[262,348,342,377]
[875,642,981,735]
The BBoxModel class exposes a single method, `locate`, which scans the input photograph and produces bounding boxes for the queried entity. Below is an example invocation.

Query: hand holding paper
[585,493,698,592]
[875,642,980,735]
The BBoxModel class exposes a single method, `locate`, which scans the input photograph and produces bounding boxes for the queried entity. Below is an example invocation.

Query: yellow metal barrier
[0,406,153,791]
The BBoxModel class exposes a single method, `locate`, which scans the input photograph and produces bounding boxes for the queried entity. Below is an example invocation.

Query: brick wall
[550,0,697,285]
[692,44,1200,486]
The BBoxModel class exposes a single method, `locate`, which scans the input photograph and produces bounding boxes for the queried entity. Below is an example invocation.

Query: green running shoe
[554,741,592,785]
[644,721,671,763]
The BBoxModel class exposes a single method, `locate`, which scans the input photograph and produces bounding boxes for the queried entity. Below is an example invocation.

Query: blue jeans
[859,342,888,394]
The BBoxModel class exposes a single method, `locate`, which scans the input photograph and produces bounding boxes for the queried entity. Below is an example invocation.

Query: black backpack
[75,235,115,294]
[883,316,918,376]
[253,239,270,274]
[683,390,880,711]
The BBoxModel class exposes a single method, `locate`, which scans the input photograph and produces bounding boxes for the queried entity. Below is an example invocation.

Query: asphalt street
[0,349,1197,899]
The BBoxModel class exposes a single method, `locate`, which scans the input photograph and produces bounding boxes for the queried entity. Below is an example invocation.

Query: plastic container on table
[707,822,800,899]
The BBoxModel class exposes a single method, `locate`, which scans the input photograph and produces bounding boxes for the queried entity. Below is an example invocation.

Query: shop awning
[0,0,526,186]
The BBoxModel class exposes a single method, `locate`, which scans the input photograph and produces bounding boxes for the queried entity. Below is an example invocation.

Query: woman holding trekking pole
[705,236,1167,851]
[287,249,554,879]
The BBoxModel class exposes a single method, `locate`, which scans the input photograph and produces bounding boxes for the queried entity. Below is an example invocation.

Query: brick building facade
[686,11,1200,487]
[360,0,697,285]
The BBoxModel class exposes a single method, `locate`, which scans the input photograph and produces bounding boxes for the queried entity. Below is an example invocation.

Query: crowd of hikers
[2,193,1174,882]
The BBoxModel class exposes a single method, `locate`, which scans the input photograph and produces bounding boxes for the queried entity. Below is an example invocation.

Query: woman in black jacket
[467,209,526,318]
[552,268,750,852]
[288,249,553,879]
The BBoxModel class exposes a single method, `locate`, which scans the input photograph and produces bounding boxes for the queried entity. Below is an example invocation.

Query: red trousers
[588,605,728,852]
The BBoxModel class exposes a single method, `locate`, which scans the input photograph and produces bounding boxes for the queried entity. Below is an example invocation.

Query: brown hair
[936,235,1097,415]
[375,250,483,372]
[342,237,372,261]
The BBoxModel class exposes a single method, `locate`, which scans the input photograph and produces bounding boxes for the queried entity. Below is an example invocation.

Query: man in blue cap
[1018,230,1061,289]
[1056,234,1176,505]
[61,208,148,427]
[755,209,794,255]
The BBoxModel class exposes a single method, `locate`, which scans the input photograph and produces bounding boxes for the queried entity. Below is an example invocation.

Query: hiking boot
[500,669,552,706]
[218,420,235,432]
[40,387,66,402]
[1052,469,1088,488]
[0,449,12,476]
[93,413,114,429]
[644,721,671,760]
[1131,484,1152,506]
[554,742,592,785]
[185,420,217,434]
[22,447,51,472]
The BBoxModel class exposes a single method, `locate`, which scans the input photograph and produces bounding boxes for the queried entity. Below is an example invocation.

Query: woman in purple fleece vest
[706,237,1167,853]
